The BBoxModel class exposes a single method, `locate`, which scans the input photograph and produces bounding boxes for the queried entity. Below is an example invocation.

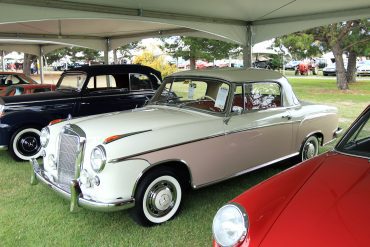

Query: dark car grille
[57,125,85,191]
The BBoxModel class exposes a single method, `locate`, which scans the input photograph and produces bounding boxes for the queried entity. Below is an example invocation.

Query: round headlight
[40,127,50,147]
[90,145,106,173]
[212,203,248,247]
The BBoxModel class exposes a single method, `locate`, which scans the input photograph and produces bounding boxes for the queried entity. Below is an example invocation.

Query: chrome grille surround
[57,124,86,192]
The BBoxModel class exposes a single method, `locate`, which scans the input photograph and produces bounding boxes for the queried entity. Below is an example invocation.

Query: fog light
[79,169,92,188]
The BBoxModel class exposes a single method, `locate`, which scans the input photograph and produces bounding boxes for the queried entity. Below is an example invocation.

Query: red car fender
[228,154,330,247]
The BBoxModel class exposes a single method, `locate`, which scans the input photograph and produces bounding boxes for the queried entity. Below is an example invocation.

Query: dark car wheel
[300,135,319,161]
[131,168,183,226]
[9,127,42,161]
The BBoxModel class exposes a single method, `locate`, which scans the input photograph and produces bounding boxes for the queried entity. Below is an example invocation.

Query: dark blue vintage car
[0,64,161,161]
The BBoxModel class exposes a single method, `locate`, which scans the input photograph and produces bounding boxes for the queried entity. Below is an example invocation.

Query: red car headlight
[212,203,249,247]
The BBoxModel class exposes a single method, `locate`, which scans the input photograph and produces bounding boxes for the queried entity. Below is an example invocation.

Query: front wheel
[131,169,183,226]
[300,135,319,161]
[9,127,42,161]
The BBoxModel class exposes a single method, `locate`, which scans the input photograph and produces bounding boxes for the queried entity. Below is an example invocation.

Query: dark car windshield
[336,109,370,158]
[149,77,230,114]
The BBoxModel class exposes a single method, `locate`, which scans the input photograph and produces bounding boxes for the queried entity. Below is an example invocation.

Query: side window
[130,73,153,90]
[232,85,244,109]
[245,82,281,110]
[87,75,117,90]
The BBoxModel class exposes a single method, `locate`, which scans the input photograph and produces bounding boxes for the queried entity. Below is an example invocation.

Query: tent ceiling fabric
[0,0,369,54]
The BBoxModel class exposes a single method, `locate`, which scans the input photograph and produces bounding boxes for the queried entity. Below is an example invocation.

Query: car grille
[57,125,85,192]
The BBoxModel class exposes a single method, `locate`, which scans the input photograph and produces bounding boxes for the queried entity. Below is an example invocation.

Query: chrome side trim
[30,158,135,212]
[0,145,8,151]
[108,133,225,163]
[6,97,78,105]
[193,152,299,189]
[109,121,298,164]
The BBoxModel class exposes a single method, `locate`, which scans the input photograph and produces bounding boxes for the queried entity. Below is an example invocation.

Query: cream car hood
[68,105,225,162]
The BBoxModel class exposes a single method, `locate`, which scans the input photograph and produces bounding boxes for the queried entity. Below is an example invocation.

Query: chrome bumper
[30,158,135,212]
[333,127,343,138]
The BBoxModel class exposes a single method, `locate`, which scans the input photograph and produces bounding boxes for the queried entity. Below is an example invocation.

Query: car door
[223,82,294,177]
[77,73,152,117]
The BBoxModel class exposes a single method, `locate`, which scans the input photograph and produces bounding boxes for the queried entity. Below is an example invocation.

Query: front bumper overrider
[30,158,135,212]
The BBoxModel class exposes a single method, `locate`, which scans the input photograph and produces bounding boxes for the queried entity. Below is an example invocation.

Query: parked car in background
[31,68,340,226]
[357,60,370,76]
[323,63,337,76]
[0,84,56,97]
[0,64,161,161]
[212,105,369,247]
[284,60,300,70]
[0,72,38,90]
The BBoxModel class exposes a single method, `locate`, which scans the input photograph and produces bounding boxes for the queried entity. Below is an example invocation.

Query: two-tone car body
[31,68,341,226]
[0,64,161,161]
[212,105,370,247]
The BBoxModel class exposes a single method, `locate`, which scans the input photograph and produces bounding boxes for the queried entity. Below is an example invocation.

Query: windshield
[57,72,87,91]
[336,109,370,158]
[150,77,230,113]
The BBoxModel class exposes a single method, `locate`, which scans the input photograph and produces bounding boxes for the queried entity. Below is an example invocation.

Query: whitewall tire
[10,127,42,161]
[131,169,183,226]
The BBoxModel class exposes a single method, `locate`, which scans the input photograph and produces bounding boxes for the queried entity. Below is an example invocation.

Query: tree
[45,47,102,65]
[161,37,240,69]
[23,54,37,76]
[116,42,143,63]
[276,19,369,90]
[274,34,321,60]
[133,50,177,77]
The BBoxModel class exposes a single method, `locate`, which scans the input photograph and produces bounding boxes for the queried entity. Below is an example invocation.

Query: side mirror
[232,106,243,114]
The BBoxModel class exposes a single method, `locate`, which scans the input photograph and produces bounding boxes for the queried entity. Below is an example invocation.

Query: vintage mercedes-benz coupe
[212,104,370,247]
[31,68,341,226]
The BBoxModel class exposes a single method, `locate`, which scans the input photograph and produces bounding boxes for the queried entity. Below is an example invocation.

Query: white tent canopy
[0,0,369,75]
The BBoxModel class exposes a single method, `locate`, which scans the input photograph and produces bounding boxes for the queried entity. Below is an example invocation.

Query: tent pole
[243,24,252,68]
[105,38,111,86]
[104,38,110,65]
[1,50,5,71]
[39,45,44,84]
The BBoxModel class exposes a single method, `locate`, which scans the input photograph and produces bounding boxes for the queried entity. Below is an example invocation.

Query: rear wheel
[9,127,42,161]
[300,135,319,161]
[131,168,183,226]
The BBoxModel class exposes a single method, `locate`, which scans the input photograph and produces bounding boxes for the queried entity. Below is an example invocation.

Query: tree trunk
[332,44,348,90]
[23,54,32,76]
[346,51,357,83]
[189,56,196,70]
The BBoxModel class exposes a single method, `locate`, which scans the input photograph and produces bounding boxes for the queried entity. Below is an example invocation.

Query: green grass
[0,77,369,246]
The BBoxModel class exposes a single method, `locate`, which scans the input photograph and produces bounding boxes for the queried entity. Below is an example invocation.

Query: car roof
[168,68,285,83]
[65,64,162,80]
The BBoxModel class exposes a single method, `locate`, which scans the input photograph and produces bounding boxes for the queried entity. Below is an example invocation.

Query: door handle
[282,115,292,120]
[81,102,90,105]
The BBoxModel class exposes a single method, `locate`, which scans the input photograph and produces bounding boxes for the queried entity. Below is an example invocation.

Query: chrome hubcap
[146,180,177,217]
[19,134,40,155]
[304,142,316,160]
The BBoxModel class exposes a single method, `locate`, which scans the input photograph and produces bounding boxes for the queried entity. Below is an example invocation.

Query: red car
[0,72,38,90]
[0,84,56,96]
[212,105,370,247]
